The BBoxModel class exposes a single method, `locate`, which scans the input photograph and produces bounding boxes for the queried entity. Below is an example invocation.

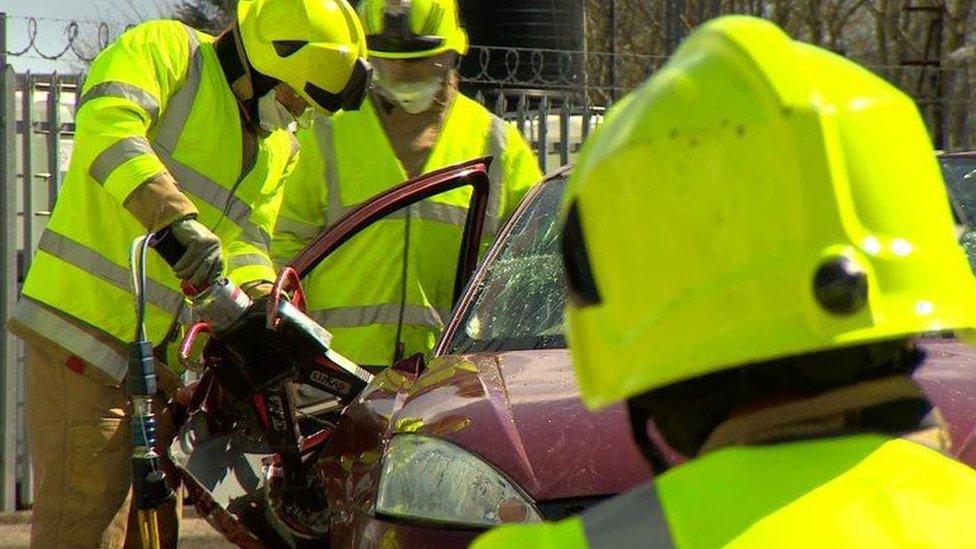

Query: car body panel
[174,157,976,547]
[915,339,976,452]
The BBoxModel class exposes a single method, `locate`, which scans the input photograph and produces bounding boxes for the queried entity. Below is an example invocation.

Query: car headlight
[375,434,542,528]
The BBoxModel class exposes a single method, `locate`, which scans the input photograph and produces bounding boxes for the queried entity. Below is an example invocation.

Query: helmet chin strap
[216,22,280,129]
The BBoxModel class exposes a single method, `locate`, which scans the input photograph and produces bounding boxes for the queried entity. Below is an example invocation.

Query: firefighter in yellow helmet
[271,0,542,369]
[474,15,976,548]
[8,1,369,546]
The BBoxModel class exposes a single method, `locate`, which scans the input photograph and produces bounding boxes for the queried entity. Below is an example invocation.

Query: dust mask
[295,107,316,129]
[378,76,442,114]
[257,90,297,133]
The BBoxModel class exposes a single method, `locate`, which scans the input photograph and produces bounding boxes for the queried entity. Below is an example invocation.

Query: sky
[4,0,177,73]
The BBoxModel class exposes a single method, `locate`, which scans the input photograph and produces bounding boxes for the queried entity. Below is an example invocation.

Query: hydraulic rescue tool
[141,227,373,538]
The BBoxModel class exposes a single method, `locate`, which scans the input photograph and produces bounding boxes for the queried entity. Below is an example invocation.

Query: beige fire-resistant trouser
[26,342,183,548]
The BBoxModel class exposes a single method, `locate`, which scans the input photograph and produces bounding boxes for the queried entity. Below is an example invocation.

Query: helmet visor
[367,9,445,54]
[304,58,373,113]
[561,199,602,308]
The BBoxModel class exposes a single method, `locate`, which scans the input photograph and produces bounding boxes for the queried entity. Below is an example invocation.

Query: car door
[168,158,497,548]
[288,157,493,309]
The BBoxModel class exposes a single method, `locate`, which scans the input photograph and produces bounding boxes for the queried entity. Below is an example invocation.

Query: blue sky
[5,0,176,73]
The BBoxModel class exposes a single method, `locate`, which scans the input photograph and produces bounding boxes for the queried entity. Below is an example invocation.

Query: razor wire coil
[4,16,134,62]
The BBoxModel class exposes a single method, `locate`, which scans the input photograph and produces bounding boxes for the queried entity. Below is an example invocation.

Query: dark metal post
[581,96,592,142]
[48,73,62,207]
[665,0,686,55]
[609,0,617,102]
[0,11,22,511]
[22,74,34,272]
[539,95,550,173]
[516,93,528,139]
[932,6,945,150]
[494,91,506,117]
[559,97,571,166]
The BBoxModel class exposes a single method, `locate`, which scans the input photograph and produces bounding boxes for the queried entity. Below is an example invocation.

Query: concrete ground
[0,511,233,548]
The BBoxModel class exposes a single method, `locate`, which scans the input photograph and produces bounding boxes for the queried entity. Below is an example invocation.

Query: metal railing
[0,65,80,510]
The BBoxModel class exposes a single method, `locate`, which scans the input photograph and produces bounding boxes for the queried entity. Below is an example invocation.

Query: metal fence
[0,67,80,511]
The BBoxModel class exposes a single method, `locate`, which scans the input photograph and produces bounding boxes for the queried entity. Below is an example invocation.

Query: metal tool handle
[150,226,187,267]
[268,267,306,331]
[179,322,212,373]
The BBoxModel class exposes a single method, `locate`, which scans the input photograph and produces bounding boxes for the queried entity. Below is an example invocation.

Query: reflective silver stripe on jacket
[147,25,257,234]
[77,81,161,123]
[275,216,323,243]
[485,115,508,236]
[153,24,201,154]
[319,119,343,227]
[414,201,468,226]
[240,222,272,253]
[37,231,184,313]
[320,114,495,231]
[328,201,470,228]
[89,136,156,184]
[13,298,129,382]
[582,482,675,549]
[227,253,273,272]
[310,303,450,329]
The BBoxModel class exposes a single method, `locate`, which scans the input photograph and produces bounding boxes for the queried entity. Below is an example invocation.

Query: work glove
[241,280,274,300]
[170,218,223,287]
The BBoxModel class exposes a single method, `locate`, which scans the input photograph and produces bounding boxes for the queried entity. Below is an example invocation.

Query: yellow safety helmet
[237,0,371,114]
[358,0,469,59]
[561,15,976,410]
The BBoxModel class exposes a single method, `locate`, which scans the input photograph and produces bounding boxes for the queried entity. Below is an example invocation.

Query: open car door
[167,158,495,547]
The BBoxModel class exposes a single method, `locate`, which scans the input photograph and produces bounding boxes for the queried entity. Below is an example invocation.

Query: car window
[446,178,567,353]
[938,156,976,272]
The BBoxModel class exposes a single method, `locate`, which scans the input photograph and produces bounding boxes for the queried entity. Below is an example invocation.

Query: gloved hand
[241,280,274,300]
[170,218,223,287]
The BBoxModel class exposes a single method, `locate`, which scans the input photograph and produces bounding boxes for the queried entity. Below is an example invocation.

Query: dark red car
[171,157,976,548]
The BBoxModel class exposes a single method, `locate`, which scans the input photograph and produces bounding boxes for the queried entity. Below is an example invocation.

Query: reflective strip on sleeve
[240,222,272,252]
[37,231,183,314]
[275,216,323,242]
[310,303,450,329]
[227,253,273,271]
[89,136,156,185]
[153,24,202,154]
[485,116,508,236]
[12,298,129,382]
[581,482,675,549]
[156,151,253,223]
[318,120,343,226]
[143,24,266,247]
[78,81,161,123]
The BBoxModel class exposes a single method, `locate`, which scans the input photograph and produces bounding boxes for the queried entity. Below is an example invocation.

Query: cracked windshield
[448,178,568,353]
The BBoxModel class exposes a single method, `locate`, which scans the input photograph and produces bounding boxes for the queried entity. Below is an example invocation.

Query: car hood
[915,338,976,463]
[392,349,652,501]
[368,339,976,505]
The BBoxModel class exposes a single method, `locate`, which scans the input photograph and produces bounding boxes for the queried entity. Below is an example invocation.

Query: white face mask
[377,76,442,114]
[257,90,297,133]
[295,106,316,129]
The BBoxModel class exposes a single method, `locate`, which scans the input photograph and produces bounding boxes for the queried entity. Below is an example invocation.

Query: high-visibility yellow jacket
[10,21,297,384]
[472,435,976,548]
[271,94,541,366]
